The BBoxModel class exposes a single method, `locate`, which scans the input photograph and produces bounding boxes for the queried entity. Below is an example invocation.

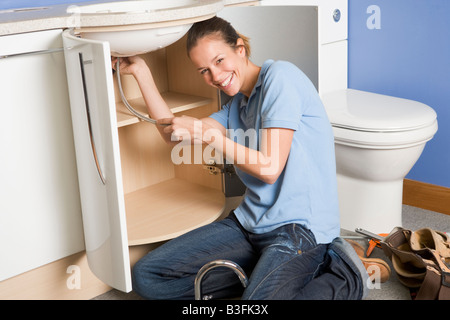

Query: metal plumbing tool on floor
[194,260,249,300]
[355,228,386,241]
[355,228,388,257]
[342,228,388,257]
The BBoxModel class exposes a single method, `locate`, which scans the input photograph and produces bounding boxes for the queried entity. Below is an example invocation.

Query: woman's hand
[157,116,212,144]
[156,115,292,184]
[111,56,147,77]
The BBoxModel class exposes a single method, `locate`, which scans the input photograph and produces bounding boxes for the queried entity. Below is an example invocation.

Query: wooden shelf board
[125,178,225,246]
[116,92,212,128]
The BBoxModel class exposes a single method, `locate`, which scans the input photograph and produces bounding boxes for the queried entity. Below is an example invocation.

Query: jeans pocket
[290,224,317,252]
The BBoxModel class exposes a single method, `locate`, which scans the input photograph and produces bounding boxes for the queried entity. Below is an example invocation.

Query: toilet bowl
[321,89,438,234]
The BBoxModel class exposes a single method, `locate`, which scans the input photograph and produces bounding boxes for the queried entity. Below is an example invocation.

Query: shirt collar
[239,59,274,108]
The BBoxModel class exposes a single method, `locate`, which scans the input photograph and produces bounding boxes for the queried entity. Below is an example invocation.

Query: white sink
[67,0,223,57]
[67,0,195,14]
[78,23,194,57]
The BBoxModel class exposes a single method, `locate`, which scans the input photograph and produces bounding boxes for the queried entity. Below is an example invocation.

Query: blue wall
[348,0,450,188]
[0,0,93,10]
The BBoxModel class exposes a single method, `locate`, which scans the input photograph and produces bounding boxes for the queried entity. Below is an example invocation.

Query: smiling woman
[188,37,253,98]
[117,16,368,300]
[187,17,253,97]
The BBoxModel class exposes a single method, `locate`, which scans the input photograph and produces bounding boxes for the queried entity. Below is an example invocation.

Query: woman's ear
[236,38,246,57]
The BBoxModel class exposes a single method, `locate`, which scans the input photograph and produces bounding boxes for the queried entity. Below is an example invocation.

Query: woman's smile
[217,73,234,89]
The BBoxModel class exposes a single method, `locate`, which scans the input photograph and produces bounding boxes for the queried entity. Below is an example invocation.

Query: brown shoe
[346,240,391,283]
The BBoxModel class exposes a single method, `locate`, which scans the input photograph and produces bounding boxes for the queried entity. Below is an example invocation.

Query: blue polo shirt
[209,60,340,244]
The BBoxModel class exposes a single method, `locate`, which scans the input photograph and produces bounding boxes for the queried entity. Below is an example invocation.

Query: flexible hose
[116,57,158,124]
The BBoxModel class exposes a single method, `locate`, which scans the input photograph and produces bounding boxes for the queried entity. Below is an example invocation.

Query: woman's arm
[112,56,174,143]
[212,126,294,184]
[113,57,293,184]
[159,116,294,184]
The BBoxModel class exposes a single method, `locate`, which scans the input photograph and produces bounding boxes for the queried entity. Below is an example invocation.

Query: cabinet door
[62,30,131,292]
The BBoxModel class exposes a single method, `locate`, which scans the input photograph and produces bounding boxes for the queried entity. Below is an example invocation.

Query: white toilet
[321,89,438,234]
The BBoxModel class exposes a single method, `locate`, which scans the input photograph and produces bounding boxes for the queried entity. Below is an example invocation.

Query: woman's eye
[216,58,223,64]
[200,69,208,75]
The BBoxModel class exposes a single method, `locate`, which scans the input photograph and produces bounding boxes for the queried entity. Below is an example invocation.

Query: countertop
[0,0,258,36]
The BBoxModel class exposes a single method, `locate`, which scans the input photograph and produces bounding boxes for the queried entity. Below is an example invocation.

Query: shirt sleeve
[209,102,230,129]
[260,61,310,131]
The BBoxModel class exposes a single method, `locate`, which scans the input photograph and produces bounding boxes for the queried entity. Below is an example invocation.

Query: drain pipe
[194,260,249,300]
[116,57,159,124]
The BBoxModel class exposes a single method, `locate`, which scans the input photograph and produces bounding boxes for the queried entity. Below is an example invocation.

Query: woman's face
[189,35,246,97]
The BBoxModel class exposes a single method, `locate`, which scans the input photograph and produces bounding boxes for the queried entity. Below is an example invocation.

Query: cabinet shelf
[116,91,212,127]
[125,178,225,246]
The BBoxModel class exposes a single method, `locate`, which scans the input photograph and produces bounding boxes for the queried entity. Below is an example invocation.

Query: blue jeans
[132,212,368,300]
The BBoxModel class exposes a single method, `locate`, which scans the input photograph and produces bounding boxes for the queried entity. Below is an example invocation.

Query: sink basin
[67,0,223,57]
[79,23,193,57]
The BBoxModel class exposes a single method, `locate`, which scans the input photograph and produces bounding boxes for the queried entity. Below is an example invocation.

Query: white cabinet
[260,0,348,94]
[0,29,83,281]
[62,1,347,292]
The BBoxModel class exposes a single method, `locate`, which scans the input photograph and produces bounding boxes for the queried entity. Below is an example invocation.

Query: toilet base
[337,174,403,234]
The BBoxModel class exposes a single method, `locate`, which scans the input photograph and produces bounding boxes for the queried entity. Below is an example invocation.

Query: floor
[92,205,450,300]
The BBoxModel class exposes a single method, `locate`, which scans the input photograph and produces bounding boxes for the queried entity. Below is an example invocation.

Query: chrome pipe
[194,260,248,300]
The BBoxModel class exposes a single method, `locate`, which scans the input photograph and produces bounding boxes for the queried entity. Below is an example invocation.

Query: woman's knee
[131,258,161,299]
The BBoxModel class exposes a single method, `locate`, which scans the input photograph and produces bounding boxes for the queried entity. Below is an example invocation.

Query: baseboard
[0,251,111,300]
[403,179,450,216]
[0,243,156,300]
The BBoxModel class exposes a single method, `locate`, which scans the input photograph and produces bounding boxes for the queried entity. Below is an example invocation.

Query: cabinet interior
[112,36,225,246]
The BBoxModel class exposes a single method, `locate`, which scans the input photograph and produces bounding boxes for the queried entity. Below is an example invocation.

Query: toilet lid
[321,89,437,132]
